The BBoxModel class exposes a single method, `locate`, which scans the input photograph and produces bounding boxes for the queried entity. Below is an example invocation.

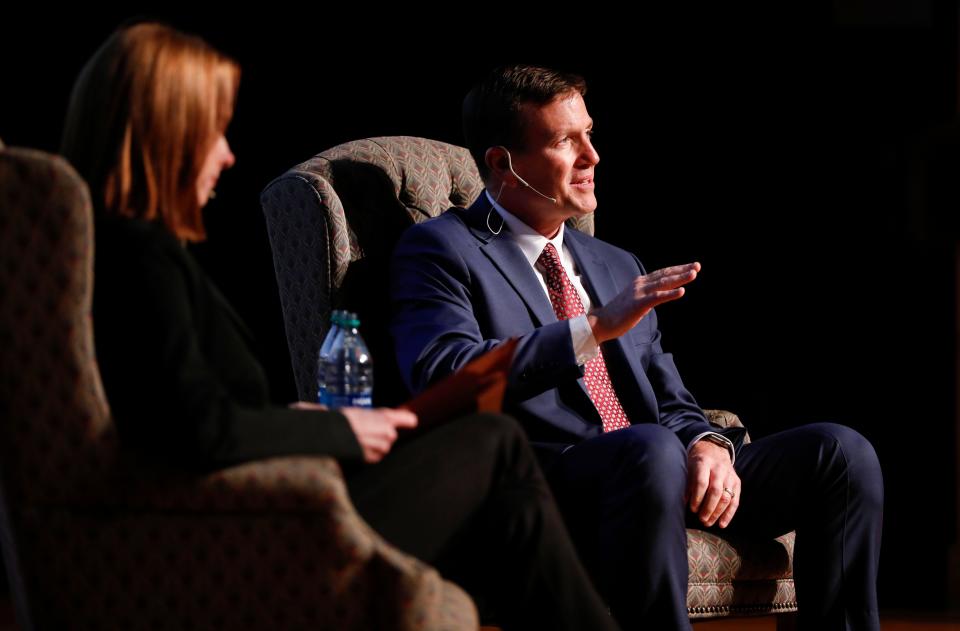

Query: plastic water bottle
[316,310,345,404]
[324,312,374,408]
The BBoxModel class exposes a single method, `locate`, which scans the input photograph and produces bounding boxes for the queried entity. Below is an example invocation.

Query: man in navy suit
[390,65,883,630]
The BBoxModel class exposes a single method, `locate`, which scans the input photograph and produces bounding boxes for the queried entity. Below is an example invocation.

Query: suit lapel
[462,195,558,327]
[563,228,618,307]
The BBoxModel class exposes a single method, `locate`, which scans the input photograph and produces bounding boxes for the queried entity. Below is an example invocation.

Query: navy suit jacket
[390,194,742,464]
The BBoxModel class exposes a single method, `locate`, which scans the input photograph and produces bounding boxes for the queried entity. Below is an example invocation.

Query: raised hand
[587,262,701,343]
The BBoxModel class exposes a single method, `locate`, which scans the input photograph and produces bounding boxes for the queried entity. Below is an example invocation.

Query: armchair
[0,143,476,630]
[261,136,798,626]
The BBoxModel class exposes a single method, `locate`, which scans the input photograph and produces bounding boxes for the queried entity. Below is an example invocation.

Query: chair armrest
[109,456,357,514]
[703,409,751,444]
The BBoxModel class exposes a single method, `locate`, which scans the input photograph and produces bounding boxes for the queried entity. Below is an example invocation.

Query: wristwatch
[699,433,735,461]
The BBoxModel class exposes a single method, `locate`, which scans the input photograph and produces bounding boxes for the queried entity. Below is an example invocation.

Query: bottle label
[327,394,373,409]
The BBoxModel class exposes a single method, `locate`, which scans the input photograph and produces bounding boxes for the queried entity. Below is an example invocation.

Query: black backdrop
[2,2,958,612]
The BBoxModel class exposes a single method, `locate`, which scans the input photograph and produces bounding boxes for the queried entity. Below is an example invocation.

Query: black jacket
[94,216,361,469]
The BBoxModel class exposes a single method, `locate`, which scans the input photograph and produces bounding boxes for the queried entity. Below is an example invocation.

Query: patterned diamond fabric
[0,145,477,630]
[0,147,118,508]
[687,528,797,618]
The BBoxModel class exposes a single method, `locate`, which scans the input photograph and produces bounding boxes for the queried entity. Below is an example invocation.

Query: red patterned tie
[537,243,630,432]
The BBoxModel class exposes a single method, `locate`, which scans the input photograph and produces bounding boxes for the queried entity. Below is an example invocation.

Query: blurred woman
[61,22,617,631]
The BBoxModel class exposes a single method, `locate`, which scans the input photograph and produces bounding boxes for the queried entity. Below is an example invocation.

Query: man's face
[507,92,600,225]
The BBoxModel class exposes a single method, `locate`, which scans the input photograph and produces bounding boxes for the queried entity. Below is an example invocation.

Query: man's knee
[613,424,688,501]
[807,422,883,505]
[616,424,687,470]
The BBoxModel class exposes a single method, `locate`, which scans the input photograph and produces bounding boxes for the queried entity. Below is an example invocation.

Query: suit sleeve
[390,223,584,401]
[94,232,362,469]
[626,254,741,448]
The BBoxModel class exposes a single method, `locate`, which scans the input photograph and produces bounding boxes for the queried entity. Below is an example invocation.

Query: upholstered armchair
[261,136,798,626]
[0,143,476,630]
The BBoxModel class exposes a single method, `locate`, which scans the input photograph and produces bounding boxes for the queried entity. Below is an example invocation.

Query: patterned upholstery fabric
[0,148,118,509]
[261,136,796,623]
[0,146,477,630]
[687,529,796,618]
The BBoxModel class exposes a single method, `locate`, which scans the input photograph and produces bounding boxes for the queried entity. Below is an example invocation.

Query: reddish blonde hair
[61,22,240,241]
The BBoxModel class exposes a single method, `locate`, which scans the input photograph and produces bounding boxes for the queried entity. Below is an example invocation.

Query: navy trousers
[548,422,883,631]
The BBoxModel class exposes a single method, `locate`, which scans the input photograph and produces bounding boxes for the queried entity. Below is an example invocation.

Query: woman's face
[196,134,235,207]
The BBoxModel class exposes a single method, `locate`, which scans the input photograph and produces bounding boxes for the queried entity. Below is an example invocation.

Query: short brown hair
[462,65,586,181]
[61,22,240,242]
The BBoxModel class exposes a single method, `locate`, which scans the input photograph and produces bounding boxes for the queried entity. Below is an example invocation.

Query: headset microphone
[499,146,558,204]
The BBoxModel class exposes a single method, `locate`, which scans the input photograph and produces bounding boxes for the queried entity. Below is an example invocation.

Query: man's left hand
[686,440,740,528]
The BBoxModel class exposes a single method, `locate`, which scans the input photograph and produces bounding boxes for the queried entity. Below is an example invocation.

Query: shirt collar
[485,190,565,268]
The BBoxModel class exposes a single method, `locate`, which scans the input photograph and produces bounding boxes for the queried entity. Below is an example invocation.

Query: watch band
[701,433,735,461]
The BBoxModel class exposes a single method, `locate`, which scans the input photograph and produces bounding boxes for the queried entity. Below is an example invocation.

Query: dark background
[2,1,958,614]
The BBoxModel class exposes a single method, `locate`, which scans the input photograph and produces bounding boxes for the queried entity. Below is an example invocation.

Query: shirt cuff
[569,315,600,366]
[687,431,736,465]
